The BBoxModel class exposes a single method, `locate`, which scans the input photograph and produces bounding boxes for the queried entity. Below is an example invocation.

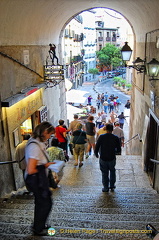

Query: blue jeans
[104,105,108,114]
[99,158,116,189]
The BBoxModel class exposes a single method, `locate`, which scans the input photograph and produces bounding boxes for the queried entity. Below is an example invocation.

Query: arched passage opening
[59,7,135,63]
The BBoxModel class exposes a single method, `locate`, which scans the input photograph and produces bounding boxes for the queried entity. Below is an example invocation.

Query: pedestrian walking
[87,95,92,105]
[116,96,121,112]
[95,112,102,129]
[103,100,108,114]
[125,100,131,109]
[68,114,82,154]
[94,124,121,192]
[25,121,55,236]
[96,98,101,110]
[101,110,107,123]
[96,123,107,140]
[113,122,125,154]
[101,93,105,105]
[72,123,87,167]
[55,119,68,154]
[118,112,126,129]
[110,111,117,124]
[109,99,114,112]
[85,115,96,158]
[104,92,108,101]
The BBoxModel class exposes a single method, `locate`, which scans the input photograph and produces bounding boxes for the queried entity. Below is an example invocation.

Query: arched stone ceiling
[0,0,159,45]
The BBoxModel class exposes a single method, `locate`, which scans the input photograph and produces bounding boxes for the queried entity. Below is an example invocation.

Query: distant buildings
[62,8,133,89]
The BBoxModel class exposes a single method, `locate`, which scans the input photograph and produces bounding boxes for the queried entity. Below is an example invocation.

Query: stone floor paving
[61,153,152,190]
[0,80,158,239]
[0,150,158,239]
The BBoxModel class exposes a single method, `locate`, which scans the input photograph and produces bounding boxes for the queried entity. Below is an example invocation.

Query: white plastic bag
[48,160,65,173]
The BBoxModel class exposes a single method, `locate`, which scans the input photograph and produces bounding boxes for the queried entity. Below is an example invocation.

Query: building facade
[62,15,84,89]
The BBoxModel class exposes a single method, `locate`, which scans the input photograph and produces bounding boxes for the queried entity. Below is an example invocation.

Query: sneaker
[85,154,89,159]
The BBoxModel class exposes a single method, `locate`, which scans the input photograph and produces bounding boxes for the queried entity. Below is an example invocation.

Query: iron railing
[124,133,142,145]
[150,158,159,164]
[0,159,23,165]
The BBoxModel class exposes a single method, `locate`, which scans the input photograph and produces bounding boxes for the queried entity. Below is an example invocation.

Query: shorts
[86,135,95,144]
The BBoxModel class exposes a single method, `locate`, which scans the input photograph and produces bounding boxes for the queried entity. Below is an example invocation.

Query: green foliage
[126,83,132,89]
[120,79,126,85]
[88,68,99,75]
[113,77,122,82]
[96,43,122,68]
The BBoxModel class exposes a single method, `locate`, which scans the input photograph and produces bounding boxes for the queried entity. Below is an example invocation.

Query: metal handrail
[0,157,24,165]
[150,158,159,164]
[0,51,43,78]
[124,133,142,145]
[0,160,18,165]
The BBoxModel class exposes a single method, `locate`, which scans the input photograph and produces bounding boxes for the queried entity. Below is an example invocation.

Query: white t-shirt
[25,138,48,178]
[113,127,124,138]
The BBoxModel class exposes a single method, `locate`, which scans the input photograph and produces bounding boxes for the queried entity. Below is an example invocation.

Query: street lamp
[121,42,159,80]
[146,58,159,80]
[121,42,132,61]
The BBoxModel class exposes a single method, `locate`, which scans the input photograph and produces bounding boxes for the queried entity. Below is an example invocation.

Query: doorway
[144,112,159,187]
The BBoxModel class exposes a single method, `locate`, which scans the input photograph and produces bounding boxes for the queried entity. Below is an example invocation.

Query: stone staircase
[0,155,159,240]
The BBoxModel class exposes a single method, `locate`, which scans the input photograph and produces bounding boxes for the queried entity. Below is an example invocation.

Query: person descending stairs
[0,154,159,239]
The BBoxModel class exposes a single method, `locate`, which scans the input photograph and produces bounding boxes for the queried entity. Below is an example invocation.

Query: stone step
[0,223,152,239]
[0,210,159,224]
[1,192,159,206]
[4,187,158,196]
[1,204,159,216]
[0,155,158,239]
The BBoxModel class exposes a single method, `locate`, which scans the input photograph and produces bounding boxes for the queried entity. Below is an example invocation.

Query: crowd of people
[13,88,130,236]
[95,92,123,113]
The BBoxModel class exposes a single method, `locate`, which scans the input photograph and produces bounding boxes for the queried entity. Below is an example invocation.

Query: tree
[96,43,122,70]
[88,68,99,79]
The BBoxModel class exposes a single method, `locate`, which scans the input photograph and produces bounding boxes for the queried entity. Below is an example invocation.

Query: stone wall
[0,45,67,197]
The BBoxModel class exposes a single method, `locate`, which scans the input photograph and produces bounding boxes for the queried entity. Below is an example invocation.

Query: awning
[66,89,88,104]
[1,83,46,107]
[67,104,84,121]
[65,79,73,91]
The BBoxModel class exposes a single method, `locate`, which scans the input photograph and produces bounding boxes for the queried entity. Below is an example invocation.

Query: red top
[55,126,66,143]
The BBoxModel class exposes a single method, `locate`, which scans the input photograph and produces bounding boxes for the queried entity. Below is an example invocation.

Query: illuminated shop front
[20,117,32,135]
[1,84,47,189]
